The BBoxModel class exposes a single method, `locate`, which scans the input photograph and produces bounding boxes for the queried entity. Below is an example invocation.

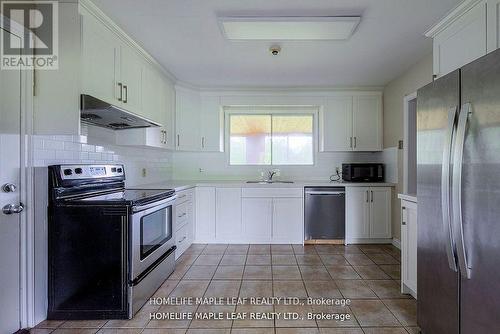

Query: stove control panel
[59,164,124,180]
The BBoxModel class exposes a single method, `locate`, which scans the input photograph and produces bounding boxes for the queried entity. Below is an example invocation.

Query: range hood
[80,94,160,130]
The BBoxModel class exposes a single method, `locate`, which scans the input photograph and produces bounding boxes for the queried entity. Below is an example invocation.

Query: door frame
[403,91,417,194]
[1,14,35,329]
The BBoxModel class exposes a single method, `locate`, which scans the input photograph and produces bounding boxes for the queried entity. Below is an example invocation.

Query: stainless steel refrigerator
[417,48,500,333]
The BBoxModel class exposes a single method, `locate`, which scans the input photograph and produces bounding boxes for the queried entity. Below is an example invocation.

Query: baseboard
[304,239,345,245]
[392,238,401,249]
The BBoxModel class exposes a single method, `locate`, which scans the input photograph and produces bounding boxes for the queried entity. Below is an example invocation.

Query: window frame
[224,106,319,167]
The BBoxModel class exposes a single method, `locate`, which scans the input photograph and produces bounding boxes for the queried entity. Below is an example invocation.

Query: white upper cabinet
[119,45,143,115]
[487,0,500,51]
[352,95,383,151]
[81,13,120,106]
[320,93,382,152]
[200,95,223,152]
[320,96,353,151]
[427,0,498,78]
[175,87,201,151]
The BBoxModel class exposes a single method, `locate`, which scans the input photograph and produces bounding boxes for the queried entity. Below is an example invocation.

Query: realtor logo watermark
[1,1,58,70]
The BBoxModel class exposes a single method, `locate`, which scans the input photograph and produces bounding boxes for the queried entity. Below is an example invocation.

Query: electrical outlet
[142,168,147,177]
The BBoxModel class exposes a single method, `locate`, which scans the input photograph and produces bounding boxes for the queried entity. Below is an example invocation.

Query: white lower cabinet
[216,188,242,240]
[401,199,417,298]
[272,198,303,244]
[174,188,195,259]
[346,187,391,243]
[242,198,273,242]
[194,187,216,243]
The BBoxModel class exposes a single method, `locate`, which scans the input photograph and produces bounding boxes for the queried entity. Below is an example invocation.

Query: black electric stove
[47,164,177,320]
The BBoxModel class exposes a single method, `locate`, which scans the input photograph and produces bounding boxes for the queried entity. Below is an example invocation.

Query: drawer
[242,187,303,198]
[175,201,189,230]
[175,223,190,258]
[176,189,193,205]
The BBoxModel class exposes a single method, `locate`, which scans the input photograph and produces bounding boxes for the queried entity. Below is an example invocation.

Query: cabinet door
[272,198,303,243]
[433,0,487,77]
[163,79,176,149]
[242,198,272,242]
[401,204,409,286]
[320,96,353,151]
[487,0,500,52]
[200,95,222,152]
[176,88,201,151]
[141,64,162,123]
[119,45,143,115]
[195,187,216,242]
[216,188,242,240]
[369,187,391,238]
[352,95,382,151]
[81,13,119,105]
[346,187,370,240]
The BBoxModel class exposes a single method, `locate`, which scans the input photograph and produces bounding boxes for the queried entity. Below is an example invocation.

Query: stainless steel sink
[246,180,294,184]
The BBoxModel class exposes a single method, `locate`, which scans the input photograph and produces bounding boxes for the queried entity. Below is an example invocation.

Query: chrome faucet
[267,169,280,181]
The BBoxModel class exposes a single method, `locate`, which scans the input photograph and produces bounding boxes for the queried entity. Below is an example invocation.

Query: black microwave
[342,163,384,182]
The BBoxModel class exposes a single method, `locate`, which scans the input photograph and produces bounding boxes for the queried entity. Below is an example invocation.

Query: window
[228,107,315,165]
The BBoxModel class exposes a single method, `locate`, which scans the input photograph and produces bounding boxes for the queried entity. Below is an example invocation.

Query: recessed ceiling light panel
[219,16,361,40]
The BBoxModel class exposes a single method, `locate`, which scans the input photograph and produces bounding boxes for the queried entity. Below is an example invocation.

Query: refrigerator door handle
[442,106,458,272]
[452,103,472,279]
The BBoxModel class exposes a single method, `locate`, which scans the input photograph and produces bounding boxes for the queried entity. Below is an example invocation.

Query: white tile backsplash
[32,132,173,186]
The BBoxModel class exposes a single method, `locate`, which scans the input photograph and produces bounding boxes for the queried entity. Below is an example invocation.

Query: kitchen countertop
[130,180,396,192]
[398,193,418,203]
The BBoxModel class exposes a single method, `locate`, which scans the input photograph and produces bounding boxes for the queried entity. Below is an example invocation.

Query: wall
[32,125,173,186]
[383,53,434,241]
[173,150,391,181]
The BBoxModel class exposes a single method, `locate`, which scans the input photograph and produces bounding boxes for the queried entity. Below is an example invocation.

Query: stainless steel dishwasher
[304,187,345,240]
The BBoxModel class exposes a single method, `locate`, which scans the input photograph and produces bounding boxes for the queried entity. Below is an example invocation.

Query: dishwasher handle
[305,191,345,196]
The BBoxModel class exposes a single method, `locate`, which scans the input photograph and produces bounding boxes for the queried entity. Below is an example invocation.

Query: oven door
[130,196,176,280]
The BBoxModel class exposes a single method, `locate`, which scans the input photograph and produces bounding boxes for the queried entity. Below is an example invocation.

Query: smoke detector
[270,45,281,56]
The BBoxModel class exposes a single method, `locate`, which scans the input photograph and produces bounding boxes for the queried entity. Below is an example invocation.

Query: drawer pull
[177,213,187,218]
[179,236,187,243]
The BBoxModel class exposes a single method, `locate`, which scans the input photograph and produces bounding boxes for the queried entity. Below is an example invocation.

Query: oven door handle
[129,245,176,287]
[132,195,177,213]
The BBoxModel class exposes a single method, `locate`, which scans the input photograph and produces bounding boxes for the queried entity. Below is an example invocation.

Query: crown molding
[424,0,483,37]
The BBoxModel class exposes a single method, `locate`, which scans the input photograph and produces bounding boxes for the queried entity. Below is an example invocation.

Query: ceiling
[91,0,462,88]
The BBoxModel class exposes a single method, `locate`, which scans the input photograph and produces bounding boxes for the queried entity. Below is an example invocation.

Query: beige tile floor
[34,244,419,334]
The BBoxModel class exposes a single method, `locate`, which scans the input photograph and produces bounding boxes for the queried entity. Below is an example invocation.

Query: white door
[320,96,353,151]
[215,188,242,240]
[242,198,272,242]
[352,95,382,151]
[369,187,392,238]
[346,187,370,240]
[272,198,303,243]
[0,28,23,334]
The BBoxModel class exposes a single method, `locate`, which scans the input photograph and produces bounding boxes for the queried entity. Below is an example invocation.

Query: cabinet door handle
[371,190,373,202]
[401,206,406,225]
[366,190,369,203]
[354,137,357,148]
[177,134,180,147]
[350,137,353,148]
[201,137,205,149]
[179,236,187,243]
[123,85,128,103]
[117,82,123,101]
